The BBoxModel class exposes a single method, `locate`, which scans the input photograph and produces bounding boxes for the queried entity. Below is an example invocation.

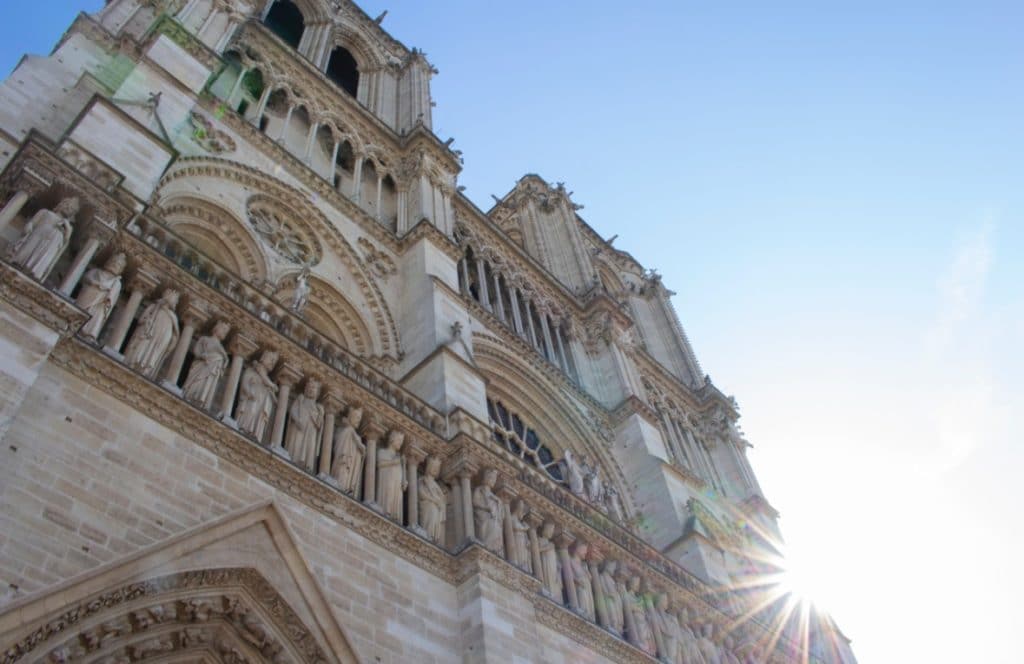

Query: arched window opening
[326,46,360,98]
[261,89,288,135]
[333,140,355,191]
[487,397,564,481]
[379,174,397,231]
[359,159,378,213]
[237,69,264,115]
[264,0,305,49]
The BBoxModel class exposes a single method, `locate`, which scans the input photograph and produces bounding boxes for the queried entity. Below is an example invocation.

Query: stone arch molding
[156,156,401,360]
[0,503,360,664]
[276,269,372,355]
[472,333,634,516]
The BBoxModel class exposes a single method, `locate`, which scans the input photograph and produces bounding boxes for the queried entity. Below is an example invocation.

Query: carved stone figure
[9,196,78,281]
[418,455,446,544]
[473,468,504,554]
[597,560,624,636]
[330,407,365,495]
[585,463,604,504]
[698,623,723,664]
[181,321,230,410]
[568,541,595,621]
[285,380,323,471]
[508,498,532,572]
[124,289,180,378]
[721,635,743,664]
[677,608,708,664]
[376,430,406,520]
[537,521,562,599]
[130,635,174,659]
[604,485,626,522]
[624,576,657,655]
[648,593,682,663]
[562,449,585,497]
[290,266,310,313]
[75,252,125,340]
[236,350,278,440]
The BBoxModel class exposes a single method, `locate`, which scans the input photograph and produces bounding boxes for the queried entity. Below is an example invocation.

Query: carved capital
[320,388,346,414]
[227,333,259,358]
[127,269,161,295]
[403,439,428,464]
[553,529,576,550]
[179,299,209,329]
[274,361,303,388]
[360,417,386,443]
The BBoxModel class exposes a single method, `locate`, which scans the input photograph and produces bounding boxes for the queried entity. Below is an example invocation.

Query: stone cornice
[0,262,89,338]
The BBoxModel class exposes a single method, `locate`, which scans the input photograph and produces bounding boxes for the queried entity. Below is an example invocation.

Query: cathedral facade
[0,1,855,662]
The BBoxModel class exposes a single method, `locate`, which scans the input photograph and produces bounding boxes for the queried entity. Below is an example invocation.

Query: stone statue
[624,576,657,656]
[376,430,406,521]
[181,321,230,411]
[537,521,562,600]
[9,196,78,281]
[285,380,323,471]
[236,350,278,440]
[75,252,125,340]
[472,468,504,554]
[124,289,180,379]
[721,635,743,664]
[290,265,310,313]
[418,455,446,543]
[330,407,365,495]
[508,498,532,572]
[604,485,626,522]
[597,560,624,636]
[648,593,682,664]
[677,608,708,664]
[568,541,595,621]
[585,463,604,504]
[697,623,723,664]
[562,449,585,497]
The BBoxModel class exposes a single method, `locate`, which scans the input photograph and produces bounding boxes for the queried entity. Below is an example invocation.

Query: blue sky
[3,2,1022,662]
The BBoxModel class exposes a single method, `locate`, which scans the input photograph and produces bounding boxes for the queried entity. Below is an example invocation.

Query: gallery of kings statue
[0,1,857,662]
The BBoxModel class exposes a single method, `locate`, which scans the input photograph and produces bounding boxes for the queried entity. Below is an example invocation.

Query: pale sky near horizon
[2,2,1022,662]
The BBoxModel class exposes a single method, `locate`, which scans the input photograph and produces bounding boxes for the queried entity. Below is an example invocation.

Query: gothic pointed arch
[156,156,401,360]
[0,502,360,663]
[160,195,271,286]
[472,333,633,516]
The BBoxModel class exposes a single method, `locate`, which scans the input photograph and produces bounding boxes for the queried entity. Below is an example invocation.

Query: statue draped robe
[285,394,323,471]
[376,446,404,521]
[235,365,276,440]
[124,299,179,379]
[331,422,364,495]
[10,208,71,280]
[76,265,121,339]
[472,485,504,554]
[418,474,446,543]
[181,334,228,410]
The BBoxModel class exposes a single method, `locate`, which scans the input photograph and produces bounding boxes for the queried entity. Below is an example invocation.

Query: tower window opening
[264,0,305,49]
[326,47,360,98]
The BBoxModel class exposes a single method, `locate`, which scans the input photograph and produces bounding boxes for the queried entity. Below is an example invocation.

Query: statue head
[387,429,404,450]
[55,196,81,218]
[513,497,528,518]
[426,455,442,478]
[259,350,279,370]
[105,252,127,274]
[482,468,498,488]
[628,576,641,592]
[346,406,363,428]
[573,541,588,559]
[677,607,689,624]
[604,559,618,575]
[656,593,668,611]
[303,379,321,399]
[212,321,230,340]
[541,520,555,539]
[161,289,180,307]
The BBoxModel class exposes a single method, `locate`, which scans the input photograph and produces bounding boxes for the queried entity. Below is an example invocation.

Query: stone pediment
[0,502,361,663]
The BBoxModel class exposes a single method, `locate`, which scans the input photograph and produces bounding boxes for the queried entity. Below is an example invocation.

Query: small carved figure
[290,265,310,313]
[9,196,78,281]
[181,321,230,410]
[537,521,562,599]
[376,430,406,521]
[698,623,723,664]
[677,607,707,664]
[179,627,209,648]
[284,379,323,471]
[585,463,604,504]
[648,593,681,663]
[623,576,657,655]
[508,498,532,572]
[597,560,624,636]
[568,541,595,621]
[604,485,626,522]
[418,455,446,543]
[130,635,174,659]
[75,252,125,340]
[472,468,504,554]
[235,350,278,440]
[562,449,585,497]
[721,635,743,664]
[124,289,180,379]
[330,406,365,495]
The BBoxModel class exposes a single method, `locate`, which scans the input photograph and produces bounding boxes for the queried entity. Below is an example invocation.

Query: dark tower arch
[326,46,360,98]
[264,0,305,49]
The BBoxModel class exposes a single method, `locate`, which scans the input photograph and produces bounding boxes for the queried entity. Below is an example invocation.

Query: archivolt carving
[157,157,400,358]
[161,196,269,285]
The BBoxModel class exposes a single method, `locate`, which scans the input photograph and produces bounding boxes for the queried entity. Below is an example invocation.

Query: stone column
[317,389,346,480]
[525,301,540,348]
[496,483,518,564]
[556,530,579,611]
[475,259,491,311]
[589,558,609,629]
[618,569,638,643]
[220,334,258,423]
[352,157,364,202]
[0,190,29,235]
[449,474,465,543]
[525,511,545,584]
[405,443,427,534]
[361,419,385,508]
[510,287,525,336]
[329,140,341,186]
[105,271,159,354]
[252,86,273,127]
[58,234,104,295]
[375,175,383,220]
[275,104,295,142]
[459,468,475,542]
[459,256,471,295]
[227,66,250,107]
[554,322,570,373]
[161,302,207,389]
[269,362,302,454]
[492,272,506,321]
[303,122,319,162]
[540,312,556,362]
